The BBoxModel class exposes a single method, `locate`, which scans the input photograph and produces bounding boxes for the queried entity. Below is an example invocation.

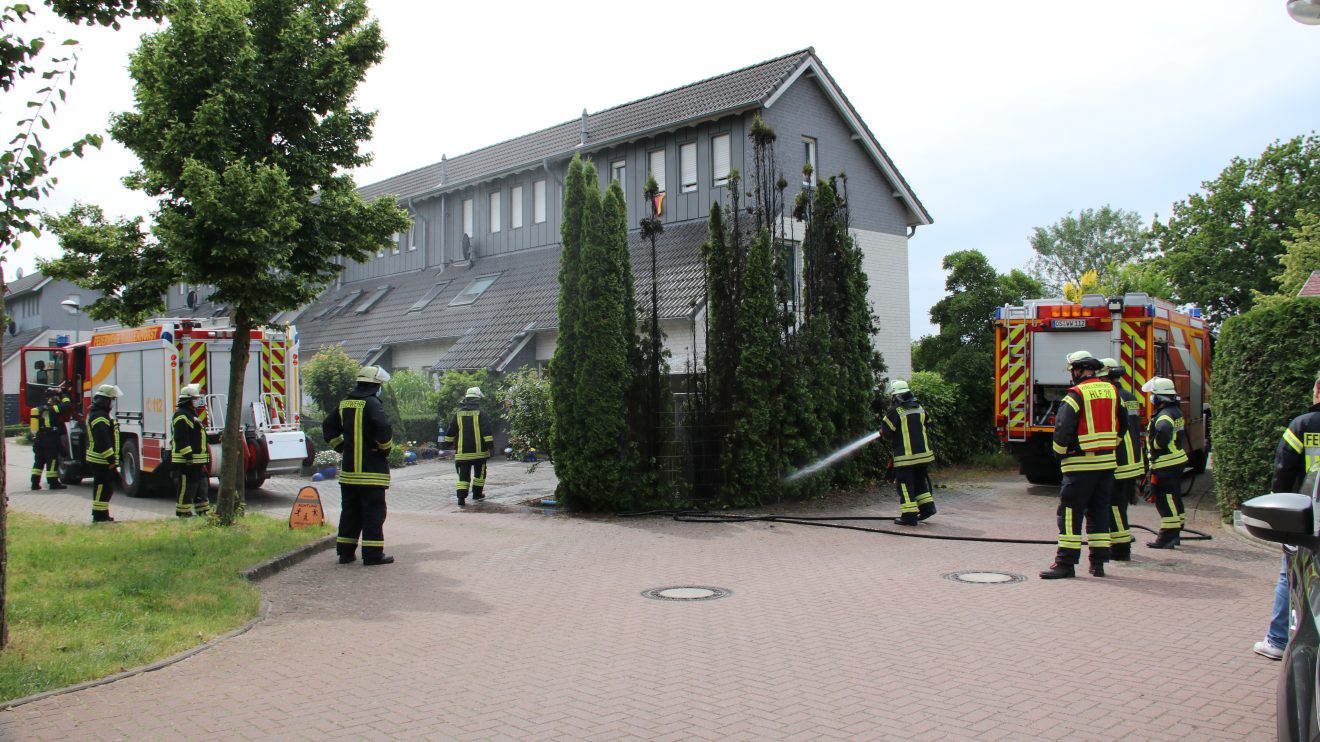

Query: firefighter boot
[1088,560,1105,578]
[472,489,485,501]
[363,554,395,566]
[1111,544,1131,561]
[457,492,467,507]
[1147,531,1181,549]
[47,479,67,490]
[918,502,937,521]
[893,514,919,526]
[1039,562,1076,579]
[30,476,40,490]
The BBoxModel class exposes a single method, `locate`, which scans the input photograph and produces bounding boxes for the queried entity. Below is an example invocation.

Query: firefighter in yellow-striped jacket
[880,380,937,526]
[1102,358,1144,561]
[172,384,211,518]
[86,384,123,523]
[30,388,70,490]
[1040,351,1124,579]
[324,366,395,566]
[1143,377,1188,549]
[442,387,494,507]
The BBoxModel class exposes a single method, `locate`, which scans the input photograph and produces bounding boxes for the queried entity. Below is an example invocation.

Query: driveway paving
[0,438,1281,740]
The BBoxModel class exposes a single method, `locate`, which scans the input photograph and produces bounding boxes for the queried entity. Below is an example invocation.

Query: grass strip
[0,511,331,703]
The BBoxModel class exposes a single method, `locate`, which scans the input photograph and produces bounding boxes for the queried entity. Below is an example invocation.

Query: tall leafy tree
[1028,205,1146,295]
[1150,133,1320,326]
[41,0,409,525]
[1256,210,1320,306]
[913,250,1043,458]
[0,0,167,652]
[550,154,586,501]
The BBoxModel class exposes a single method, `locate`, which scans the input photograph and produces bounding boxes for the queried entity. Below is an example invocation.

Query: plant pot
[318,467,338,479]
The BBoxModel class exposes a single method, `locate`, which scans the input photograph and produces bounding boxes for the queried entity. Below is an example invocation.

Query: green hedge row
[1214,297,1320,518]
[908,371,965,467]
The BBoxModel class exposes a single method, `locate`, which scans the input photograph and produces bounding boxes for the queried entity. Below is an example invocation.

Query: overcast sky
[4,0,1318,339]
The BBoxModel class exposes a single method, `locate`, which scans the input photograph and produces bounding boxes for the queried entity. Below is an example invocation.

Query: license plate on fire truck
[1051,319,1087,329]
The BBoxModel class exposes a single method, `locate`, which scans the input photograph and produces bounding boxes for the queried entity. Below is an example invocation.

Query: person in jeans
[1255,371,1320,660]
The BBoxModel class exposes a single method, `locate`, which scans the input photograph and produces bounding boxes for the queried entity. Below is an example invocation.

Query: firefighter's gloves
[1143,484,1155,503]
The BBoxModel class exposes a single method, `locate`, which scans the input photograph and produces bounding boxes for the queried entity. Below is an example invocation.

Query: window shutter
[650,149,666,192]
[680,142,697,192]
[712,134,730,185]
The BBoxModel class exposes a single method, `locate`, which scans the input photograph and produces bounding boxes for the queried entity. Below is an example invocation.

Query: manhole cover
[944,571,1026,585]
[641,586,732,601]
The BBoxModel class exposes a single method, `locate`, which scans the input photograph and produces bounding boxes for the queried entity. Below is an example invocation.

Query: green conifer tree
[551,155,587,500]
[729,226,780,503]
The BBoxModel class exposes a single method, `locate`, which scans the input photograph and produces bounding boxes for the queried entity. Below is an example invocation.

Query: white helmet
[356,365,391,384]
[1141,377,1178,398]
[890,380,911,396]
[179,384,202,400]
[465,386,484,399]
[95,384,123,399]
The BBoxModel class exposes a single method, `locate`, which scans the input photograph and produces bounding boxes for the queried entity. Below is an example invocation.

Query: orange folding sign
[289,486,325,529]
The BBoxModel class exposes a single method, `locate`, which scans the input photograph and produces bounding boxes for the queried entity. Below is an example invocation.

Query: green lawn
[0,511,331,703]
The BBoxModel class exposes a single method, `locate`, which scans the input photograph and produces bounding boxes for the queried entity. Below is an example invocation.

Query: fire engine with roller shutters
[19,319,310,496]
[993,293,1212,485]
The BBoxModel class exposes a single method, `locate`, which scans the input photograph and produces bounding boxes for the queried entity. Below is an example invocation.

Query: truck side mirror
[1241,493,1319,550]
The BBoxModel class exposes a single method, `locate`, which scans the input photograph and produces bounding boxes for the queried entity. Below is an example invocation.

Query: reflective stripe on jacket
[444,399,493,462]
[1112,385,1145,480]
[1052,377,1120,473]
[172,403,210,465]
[1147,403,1188,471]
[1274,403,1320,494]
[86,402,120,466]
[882,399,935,467]
[323,385,393,488]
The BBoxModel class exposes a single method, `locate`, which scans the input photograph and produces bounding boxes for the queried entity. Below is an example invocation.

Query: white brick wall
[391,339,453,374]
[853,228,912,380]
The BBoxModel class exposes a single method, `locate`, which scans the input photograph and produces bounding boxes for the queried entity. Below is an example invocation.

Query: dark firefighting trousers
[893,464,935,519]
[91,462,116,522]
[1110,477,1137,558]
[456,458,489,502]
[1149,466,1185,544]
[337,484,387,561]
[175,464,211,517]
[1056,469,1113,565]
[31,432,60,486]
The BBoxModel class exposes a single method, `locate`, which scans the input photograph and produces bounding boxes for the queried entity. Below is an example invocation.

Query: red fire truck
[20,319,309,496]
[993,293,1212,485]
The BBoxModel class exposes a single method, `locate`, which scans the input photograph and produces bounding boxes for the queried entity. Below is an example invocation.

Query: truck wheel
[245,469,267,491]
[56,450,85,485]
[120,439,145,498]
[1022,458,1062,485]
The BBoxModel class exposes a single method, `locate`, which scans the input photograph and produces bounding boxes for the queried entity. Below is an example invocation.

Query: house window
[355,285,391,314]
[490,191,501,233]
[511,185,523,229]
[391,231,402,255]
[408,220,422,251]
[449,273,501,307]
[649,149,666,193]
[533,180,546,223]
[408,280,451,312]
[463,198,474,237]
[680,142,697,193]
[611,159,626,192]
[802,136,817,186]
[712,133,730,187]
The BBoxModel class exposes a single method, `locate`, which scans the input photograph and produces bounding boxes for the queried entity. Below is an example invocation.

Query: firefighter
[880,379,936,525]
[1040,350,1123,579]
[324,365,395,566]
[86,384,123,523]
[172,384,212,518]
[442,387,494,507]
[30,389,69,490]
[1101,358,1143,561]
[1143,377,1188,549]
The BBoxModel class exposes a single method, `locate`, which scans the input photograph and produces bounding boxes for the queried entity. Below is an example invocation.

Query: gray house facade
[295,48,931,380]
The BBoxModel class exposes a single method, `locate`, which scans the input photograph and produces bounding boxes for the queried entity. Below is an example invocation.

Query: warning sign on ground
[289,486,325,529]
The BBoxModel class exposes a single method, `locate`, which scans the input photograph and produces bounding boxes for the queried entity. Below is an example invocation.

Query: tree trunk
[0,272,9,648]
[216,308,255,525]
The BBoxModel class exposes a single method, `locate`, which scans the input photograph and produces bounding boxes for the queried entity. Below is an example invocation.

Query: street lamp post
[60,297,81,342]
[1288,0,1320,24]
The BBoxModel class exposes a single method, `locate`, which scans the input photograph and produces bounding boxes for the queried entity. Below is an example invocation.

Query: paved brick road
[0,440,1281,740]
